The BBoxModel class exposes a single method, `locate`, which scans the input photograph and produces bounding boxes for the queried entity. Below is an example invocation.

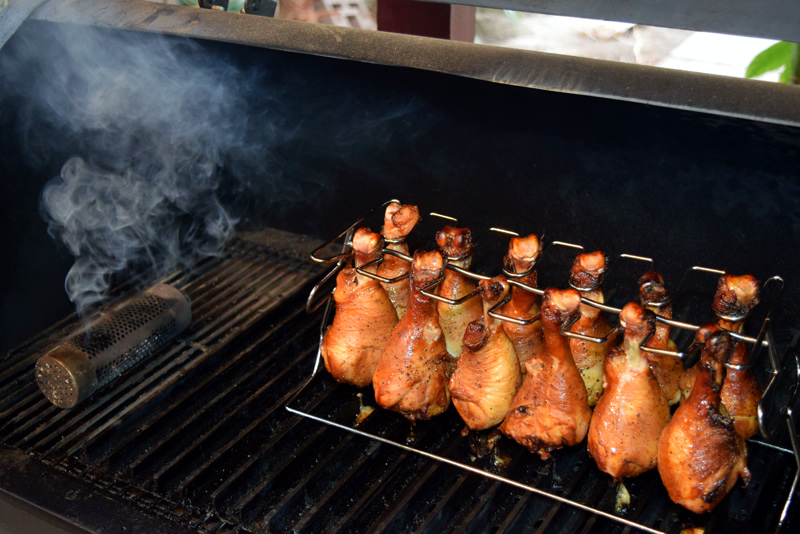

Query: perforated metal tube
[35,284,192,409]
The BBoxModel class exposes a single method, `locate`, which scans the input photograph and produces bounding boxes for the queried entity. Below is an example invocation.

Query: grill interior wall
[3,21,800,355]
[1,17,799,534]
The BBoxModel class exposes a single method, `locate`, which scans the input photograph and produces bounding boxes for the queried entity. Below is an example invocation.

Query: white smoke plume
[1,18,437,314]
[3,23,264,312]
[41,157,234,310]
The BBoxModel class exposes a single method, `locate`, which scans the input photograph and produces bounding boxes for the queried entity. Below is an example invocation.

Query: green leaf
[745,41,791,78]
[780,66,791,84]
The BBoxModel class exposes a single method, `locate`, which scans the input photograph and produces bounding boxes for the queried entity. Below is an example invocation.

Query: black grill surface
[0,238,797,534]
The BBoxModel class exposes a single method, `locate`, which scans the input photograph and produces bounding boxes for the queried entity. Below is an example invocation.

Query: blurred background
[2,0,792,83]
[124,0,800,84]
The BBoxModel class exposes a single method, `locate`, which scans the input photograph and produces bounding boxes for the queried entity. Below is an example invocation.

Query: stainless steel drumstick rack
[291,199,800,534]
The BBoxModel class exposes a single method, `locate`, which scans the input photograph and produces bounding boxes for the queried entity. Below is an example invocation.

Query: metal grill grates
[0,236,797,534]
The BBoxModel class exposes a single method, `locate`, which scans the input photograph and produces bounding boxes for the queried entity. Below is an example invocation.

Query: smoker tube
[35,284,192,409]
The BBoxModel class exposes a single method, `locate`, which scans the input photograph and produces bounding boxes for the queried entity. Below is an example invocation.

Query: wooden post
[377,0,475,42]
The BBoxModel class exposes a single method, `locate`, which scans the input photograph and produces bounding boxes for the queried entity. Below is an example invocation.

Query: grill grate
[1,235,797,534]
[287,372,796,534]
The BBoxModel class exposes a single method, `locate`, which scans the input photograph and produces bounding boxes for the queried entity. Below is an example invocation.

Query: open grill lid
[1,0,799,127]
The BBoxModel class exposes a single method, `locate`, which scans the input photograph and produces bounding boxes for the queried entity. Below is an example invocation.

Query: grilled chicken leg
[450,276,522,430]
[588,302,670,479]
[373,250,451,421]
[321,228,399,387]
[713,274,763,440]
[500,288,592,459]
[501,235,544,371]
[436,226,483,358]
[658,329,750,513]
[639,272,684,405]
[568,251,615,406]
[377,202,421,320]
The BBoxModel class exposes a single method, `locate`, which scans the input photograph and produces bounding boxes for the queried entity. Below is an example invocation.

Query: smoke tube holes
[67,294,170,362]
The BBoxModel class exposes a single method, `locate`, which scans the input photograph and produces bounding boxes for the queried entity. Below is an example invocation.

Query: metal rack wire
[289,199,800,533]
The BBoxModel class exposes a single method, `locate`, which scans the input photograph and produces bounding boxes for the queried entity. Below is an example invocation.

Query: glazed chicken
[568,251,615,406]
[436,226,483,358]
[377,202,421,320]
[321,228,399,387]
[714,274,763,440]
[588,302,670,479]
[450,276,522,430]
[373,250,451,421]
[658,329,750,513]
[500,288,593,459]
[500,235,544,370]
[638,272,684,405]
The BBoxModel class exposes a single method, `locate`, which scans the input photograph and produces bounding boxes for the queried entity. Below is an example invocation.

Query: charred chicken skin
[658,330,750,514]
[450,276,522,430]
[436,226,483,358]
[321,228,399,387]
[568,251,615,406]
[377,202,421,320]
[373,250,451,421]
[714,274,763,440]
[588,302,670,479]
[638,272,684,405]
[500,288,593,459]
[500,235,544,371]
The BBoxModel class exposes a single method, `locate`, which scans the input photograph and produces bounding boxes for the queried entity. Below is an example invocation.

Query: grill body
[1,2,799,533]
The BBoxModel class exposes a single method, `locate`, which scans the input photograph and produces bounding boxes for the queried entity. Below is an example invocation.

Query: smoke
[0,18,438,314]
[0,22,270,312]
[41,157,234,310]
[29,28,256,312]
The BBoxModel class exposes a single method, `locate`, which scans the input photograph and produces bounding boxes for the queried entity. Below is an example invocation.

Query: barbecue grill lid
[1,0,799,128]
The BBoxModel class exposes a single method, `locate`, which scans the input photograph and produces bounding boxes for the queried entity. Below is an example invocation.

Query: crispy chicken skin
[501,235,544,371]
[436,226,483,358]
[715,275,763,440]
[658,330,750,514]
[500,288,592,459]
[568,251,615,406]
[373,250,451,421]
[321,228,399,387]
[450,276,522,430]
[588,302,670,479]
[639,272,684,405]
[377,203,421,320]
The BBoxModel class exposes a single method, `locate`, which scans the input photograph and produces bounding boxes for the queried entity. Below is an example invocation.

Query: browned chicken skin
[501,235,544,371]
[373,250,451,421]
[568,251,615,406]
[500,288,593,459]
[321,228,399,387]
[450,276,522,430]
[436,226,483,358]
[377,203,421,320]
[588,302,670,479]
[658,330,750,513]
[679,276,763,438]
[638,272,684,405]
[714,275,763,440]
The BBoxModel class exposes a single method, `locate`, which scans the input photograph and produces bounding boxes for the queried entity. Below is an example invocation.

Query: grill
[2,1,800,533]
